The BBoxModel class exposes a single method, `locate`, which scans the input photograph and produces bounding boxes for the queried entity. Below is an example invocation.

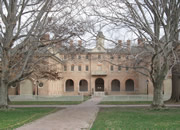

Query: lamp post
[146,80,149,95]
[36,80,39,96]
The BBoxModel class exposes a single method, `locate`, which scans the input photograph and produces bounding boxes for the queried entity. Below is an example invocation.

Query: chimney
[40,33,50,41]
[78,40,82,46]
[138,38,144,47]
[127,40,131,50]
[118,40,122,48]
[70,40,73,47]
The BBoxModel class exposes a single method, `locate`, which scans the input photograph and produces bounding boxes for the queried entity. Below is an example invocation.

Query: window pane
[64,65,67,71]
[126,67,129,71]
[71,55,74,60]
[110,55,114,59]
[111,65,113,71]
[118,55,121,59]
[86,55,88,59]
[64,55,67,59]
[71,65,74,71]
[86,65,88,71]
[98,55,101,59]
[78,65,81,71]
[118,66,121,71]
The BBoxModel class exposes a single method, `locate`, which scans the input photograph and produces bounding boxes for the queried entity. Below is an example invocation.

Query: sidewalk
[16,97,102,130]
[13,99,180,130]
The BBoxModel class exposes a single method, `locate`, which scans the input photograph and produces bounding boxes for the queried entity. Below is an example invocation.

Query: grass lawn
[9,96,91,105]
[91,108,180,129]
[0,107,58,129]
[99,101,152,105]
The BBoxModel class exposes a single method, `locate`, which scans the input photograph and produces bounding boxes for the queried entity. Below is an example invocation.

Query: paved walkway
[16,97,102,130]
[13,98,180,130]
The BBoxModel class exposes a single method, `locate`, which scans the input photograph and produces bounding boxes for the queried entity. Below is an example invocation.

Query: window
[125,79,134,91]
[79,80,88,92]
[64,55,67,59]
[78,55,81,59]
[86,65,89,71]
[71,65,74,71]
[66,79,74,92]
[126,56,129,59]
[78,65,81,71]
[39,82,44,87]
[98,54,101,59]
[110,55,114,60]
[86,55,88,59]
[71,55,74,60]
[64,65,67,71]
[118,55,121,59]
[126,67,129,71]
[118,66,121,71]
[11,83,17,88]
[111,65,114,71]
[98,65,102,70]
[111,80,120,91]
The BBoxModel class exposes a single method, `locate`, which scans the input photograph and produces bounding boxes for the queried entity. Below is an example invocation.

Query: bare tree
[0,0,87,108]
[91,0,180,108]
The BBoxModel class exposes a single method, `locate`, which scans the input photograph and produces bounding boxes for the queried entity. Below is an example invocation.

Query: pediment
[91,45,107,53]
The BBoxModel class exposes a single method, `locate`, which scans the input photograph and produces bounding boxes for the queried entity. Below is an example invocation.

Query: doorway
[95,78,104,91]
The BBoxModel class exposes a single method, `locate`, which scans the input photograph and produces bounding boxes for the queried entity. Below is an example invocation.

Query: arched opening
[65,79,74,92]
[111,79,120,91]
[20,79,33,95]
[95,78,104,91]
[125,79,134,91]
[79,80,88,92]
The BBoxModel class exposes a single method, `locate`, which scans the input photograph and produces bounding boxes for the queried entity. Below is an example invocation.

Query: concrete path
[16,97,102,130]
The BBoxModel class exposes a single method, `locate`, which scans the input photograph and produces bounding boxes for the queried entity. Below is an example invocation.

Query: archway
[125,79,134,91]
[20,79,33,95]
[95,78,104,91]
[79,80,88,92]
[65,79,74,92]
[111,79,120,91]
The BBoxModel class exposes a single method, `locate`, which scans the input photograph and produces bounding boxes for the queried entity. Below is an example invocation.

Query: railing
[102,95,171,101]
[93,92,105,97]
[9,95,84,101]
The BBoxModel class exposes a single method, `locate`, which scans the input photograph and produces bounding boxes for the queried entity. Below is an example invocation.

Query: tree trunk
[170,64,180,102]
[0,81,8,108]
[152,83,164,108]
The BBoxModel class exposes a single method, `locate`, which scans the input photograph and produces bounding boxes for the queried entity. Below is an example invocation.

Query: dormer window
[118,55,121,59]
[98,54,101,59]
[64,55,67,59]
[110,55,114,60]
[126,56,129,60]
[86,55,89,59]
[78,55,81,59]
[71,55,74,60]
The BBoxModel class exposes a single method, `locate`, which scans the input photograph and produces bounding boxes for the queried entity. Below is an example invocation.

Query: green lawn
[91,108,180,129]
[99,101,152,105]
[0,107,58,129]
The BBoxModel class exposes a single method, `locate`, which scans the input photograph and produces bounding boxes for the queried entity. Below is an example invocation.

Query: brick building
[8,32,172,96]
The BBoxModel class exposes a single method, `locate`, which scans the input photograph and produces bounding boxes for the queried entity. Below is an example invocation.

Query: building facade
[8,32,172,96]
